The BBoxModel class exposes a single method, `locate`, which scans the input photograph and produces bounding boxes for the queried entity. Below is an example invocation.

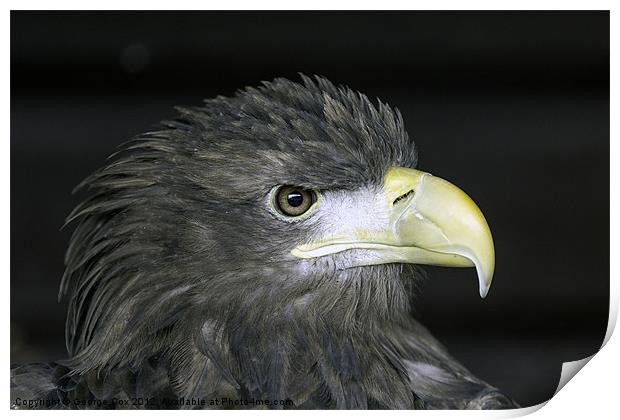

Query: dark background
[10,11,609,408]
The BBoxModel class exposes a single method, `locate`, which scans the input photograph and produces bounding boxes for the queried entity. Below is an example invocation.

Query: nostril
[393,189,415,206]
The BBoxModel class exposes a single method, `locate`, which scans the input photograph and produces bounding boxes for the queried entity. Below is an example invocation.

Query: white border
[4,2,616,420]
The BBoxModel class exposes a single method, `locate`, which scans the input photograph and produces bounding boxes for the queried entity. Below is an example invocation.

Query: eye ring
[272,186,318,218]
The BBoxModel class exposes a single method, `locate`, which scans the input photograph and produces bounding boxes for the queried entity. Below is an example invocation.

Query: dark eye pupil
[287,192,304,207]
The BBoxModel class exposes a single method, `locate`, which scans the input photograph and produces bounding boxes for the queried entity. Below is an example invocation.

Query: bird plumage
[11,76,517,409]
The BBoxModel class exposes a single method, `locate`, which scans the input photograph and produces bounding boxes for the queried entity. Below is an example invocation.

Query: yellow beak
[292,166,495,298]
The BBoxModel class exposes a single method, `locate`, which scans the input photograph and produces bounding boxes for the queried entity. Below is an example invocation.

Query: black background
[10,11,609,408]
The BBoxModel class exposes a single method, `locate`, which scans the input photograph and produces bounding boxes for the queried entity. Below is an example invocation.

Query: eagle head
[60,76,495,406]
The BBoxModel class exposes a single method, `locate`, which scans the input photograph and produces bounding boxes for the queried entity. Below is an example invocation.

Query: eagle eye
[274,186,318,217]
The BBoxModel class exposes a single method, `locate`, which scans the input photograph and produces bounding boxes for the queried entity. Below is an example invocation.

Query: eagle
[11,76,518,409]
